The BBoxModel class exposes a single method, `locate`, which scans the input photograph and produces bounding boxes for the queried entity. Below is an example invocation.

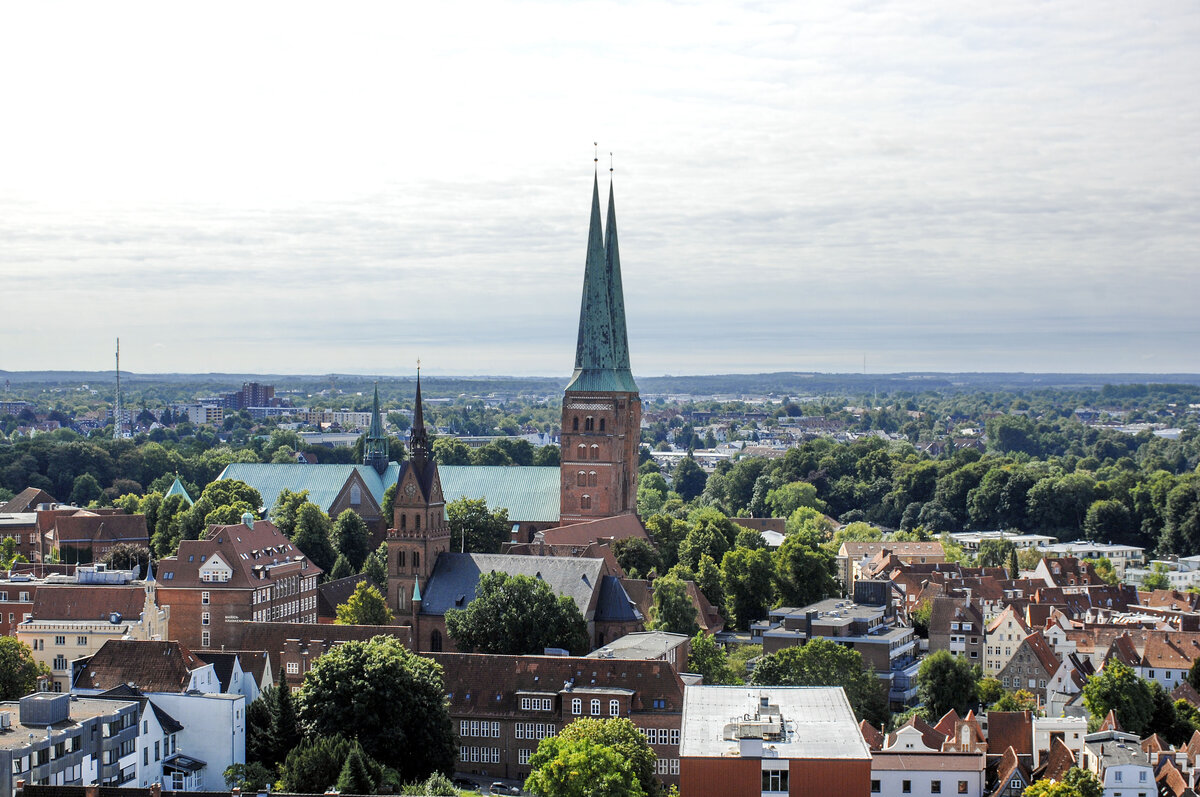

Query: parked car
[489,783,522,795]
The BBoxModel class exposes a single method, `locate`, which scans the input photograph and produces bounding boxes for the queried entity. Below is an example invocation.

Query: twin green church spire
[565,171,638,394]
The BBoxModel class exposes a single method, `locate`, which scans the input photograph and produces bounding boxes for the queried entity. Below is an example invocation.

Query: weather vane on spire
[610,151,614,174]
[594,142,598,165]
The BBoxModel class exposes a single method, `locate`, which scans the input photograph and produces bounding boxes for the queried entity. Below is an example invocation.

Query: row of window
[520,697,553,711]
[569,697,621,716]
[575,444,602,460]
[252,576,318,605]
[461,720,501,738]
[0,591,32,602]
[459,746,501,764]
[575,471,599,487]
[395,550,420,569]
[515,723,556,741]
[871,779,970,794]
[253,598,316,622]
[654,759,680,775]
[571,416,606,432]
[639,727,680,746]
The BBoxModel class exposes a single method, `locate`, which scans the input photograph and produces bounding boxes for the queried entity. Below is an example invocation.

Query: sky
[2,1,1198,378]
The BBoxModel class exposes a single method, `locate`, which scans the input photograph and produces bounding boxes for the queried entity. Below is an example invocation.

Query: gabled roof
[50,512,148,544]
[164,478,194,506]
[987,604,1030,635]
[886,714,946,752]
[218,462,400,514]
[0,487,56,513]
[540,514,648,546]
[989,747,1030,797]
[420,553,604,618]
[986,712,1033,759]
[860,720,884,751]
[1142,733,1166,754]
[1155,756,1192,797]
[77,640,205,693]
[1024,631,1063,675]
[1172,681,1200,709]
[934,709,962,738]
[193,652,239,693]
[1038,737,1077,783]
[157,519,321,589]
[1099,709,1122,732]
[620,577,724,634]
[31,584,148,621]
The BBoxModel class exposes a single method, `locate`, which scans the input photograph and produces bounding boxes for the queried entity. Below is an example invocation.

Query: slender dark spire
[565,164,636,393]
[364,382,389,474]
[409,365,430,471]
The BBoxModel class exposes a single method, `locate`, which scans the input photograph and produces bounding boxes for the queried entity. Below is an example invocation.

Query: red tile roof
[986,712,1033,759]
[76,640,204,693]
[30,584,148,621]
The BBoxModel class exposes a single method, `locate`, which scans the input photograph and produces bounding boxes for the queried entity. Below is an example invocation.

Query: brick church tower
[387,371,449,630]
[560,170,642,523]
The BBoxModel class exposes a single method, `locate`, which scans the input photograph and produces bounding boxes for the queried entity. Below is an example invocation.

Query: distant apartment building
[154,516,321,650]
[1037,542,1144,576]
[837,541,945,595]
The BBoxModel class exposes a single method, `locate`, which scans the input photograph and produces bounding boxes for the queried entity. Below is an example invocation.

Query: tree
[336,742,377,794]
[271,489,312,538]
[329,553,353,580]
[765,481,826,518]
[245,688,277,767]
[431,437,472,465]
[331,509,373,570]
[362,542,388,593]
[100,543,152,574]
[0,637,49,699]
[224,762,275,791]
[199,479,264,515]
[552,718,658,797]
[1082,660,1152,736]
[993,690,1040,714]
[1008,546,1020,580]
[446,497,510,554]
[1084,499,1133,543]
[751,638,888,727]
[977,538,1016,569]
[336,581,394,625]
[687,632,739,685]
[297,636,455,781]
[612,537,661,578]
[917,650,980,719]
[720,547,774,631]
[773,534,838,608]
[648,573,699,635]
[1022,767,1103,797]
[1143,562,1171,591]
[673,456,707,502]
[977,677,1004,707]
[278,736,379,794]
[292,503,337,573]
[273,667,301,761]
[911,600,932,639]
[69,473,103,506]
[445,572,589,655]
[525,736,647,797]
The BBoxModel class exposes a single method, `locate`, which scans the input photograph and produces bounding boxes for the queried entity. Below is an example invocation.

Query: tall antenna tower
[114,338,123,440]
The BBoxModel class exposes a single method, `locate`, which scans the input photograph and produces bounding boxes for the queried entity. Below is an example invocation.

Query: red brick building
[559,174,641,525]
[430,652,686,788]
[215,620,412,684]
[155,516,322,650]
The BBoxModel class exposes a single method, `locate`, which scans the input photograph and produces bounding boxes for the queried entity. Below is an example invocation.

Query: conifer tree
[335,742,376,794]
[273,667,301,761]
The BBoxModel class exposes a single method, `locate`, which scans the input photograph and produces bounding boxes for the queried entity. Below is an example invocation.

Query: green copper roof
[164,478,194,506]
[565,172,638,394]
[217,462,559,523]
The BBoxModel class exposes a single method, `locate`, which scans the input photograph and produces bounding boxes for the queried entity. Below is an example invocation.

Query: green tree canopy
[648,573,699,636]
[612,537,661,578]
[292,503,337,573]
[0,638,49,700]
[445,571,590,655]
[297,636,455,782]
[335,581,394,625]
[525,736,647,797]
[361,541,389,592]
[720,546,774,630]
[1022,767,1103,797]
[552,718,658,797]
[687,631,740,685]
[766,481,827,518]
[773,533,838,608]
[751,638,888,727]
[673,456,707,502]
[1082,662,1152,737]
[331,508,373,570]
[917,650,980,719]
[446,496,510,554]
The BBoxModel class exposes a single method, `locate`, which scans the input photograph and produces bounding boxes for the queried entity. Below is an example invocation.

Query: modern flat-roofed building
[949,531,1057,553]
[679,686,872,797]
[1037,542,1144,576]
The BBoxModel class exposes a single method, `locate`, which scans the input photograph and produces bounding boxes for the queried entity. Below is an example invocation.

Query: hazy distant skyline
[2,2,1198,377]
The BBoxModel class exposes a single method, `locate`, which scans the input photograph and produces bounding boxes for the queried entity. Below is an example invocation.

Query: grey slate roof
[218,462,560,523]
[420,553,604,619]
[595,575,643,623]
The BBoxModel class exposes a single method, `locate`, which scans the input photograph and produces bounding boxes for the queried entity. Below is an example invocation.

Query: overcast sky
[2,1,1198,377]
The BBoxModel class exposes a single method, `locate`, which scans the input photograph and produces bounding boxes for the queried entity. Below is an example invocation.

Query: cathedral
[383,170,646,651]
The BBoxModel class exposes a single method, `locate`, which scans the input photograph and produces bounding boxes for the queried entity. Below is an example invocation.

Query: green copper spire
[364,382,389,474]
[565,171,637,393]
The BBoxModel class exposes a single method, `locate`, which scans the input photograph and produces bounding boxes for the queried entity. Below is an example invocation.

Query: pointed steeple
[364,382,389,474]
[565,169,637,393]
[412,576,422,603]
[409,367,430,473]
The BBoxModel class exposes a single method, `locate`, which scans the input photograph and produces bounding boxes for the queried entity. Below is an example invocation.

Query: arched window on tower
[588,471,597,486]
[590,444,600,460]
[415,515,421,531]
[578,444,586,458]
[397,550,407,568]
[413,551,420,568]
[572,417,579,431]
[599,418,606,432]
[585,416,595,431]
[577,471,586,487]
[581,495,592,510]
[430,630,442,652]
[400,514,407,531]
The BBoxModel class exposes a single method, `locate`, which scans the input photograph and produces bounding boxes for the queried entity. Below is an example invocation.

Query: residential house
[996,632,1062,703]
[869,723,987,797]
[678,686,873,797]
[1034,557,1103,594]
[837,542,945,595]
[990,746,1032,797]
[214,620,410,684]
[154,515,322,650]
[16,583,169,692]
[928,596,984,665]
[1081,730,1155,797]
[43,512,149,566]
[985,605,1031,678]
[89,685,187,790]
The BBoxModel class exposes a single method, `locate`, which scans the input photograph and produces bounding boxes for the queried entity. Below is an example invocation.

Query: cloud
[1,0,1197,374]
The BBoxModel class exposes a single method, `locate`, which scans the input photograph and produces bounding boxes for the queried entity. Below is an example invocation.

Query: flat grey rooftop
[679,686,872,760]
